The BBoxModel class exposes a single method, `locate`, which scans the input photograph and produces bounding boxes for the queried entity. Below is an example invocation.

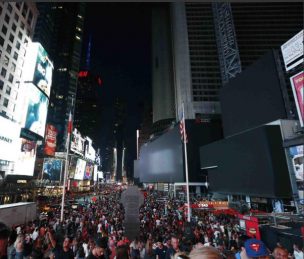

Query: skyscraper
[170,2,303,121]
[0,2,38,121]
[171,2,221,121]
[34,3,86,151]
[151,4,175,127]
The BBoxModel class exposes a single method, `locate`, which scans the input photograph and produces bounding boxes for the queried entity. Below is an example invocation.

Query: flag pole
[182,103,191,222]
[60,111,72,222]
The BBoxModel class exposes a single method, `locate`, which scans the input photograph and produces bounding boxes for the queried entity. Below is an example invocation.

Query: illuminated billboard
[68,157,77,179]
[74,158,86,180]
[71,129,85,156]
[23,83,49,137]
[84,162,93,180]
[13,139,37,176]
[84,137,96,161]
[290,72,304,127]
[93,165,98,181]
[42,158,62,181]
[289,145,304,205]
[44,124,57,156]
[281,30,303,71]
[0,116,21,162]
[23,42,53,97]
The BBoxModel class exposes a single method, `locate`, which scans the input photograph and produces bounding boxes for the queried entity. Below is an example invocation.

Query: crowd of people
[0,184,303,259]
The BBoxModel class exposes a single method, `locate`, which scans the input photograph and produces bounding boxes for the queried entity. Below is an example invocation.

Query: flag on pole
[67,112,73,134]
[179,105,188,143]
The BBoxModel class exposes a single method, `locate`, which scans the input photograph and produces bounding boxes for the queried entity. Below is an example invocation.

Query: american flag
[180,106,188,144]
[67,112,73,134]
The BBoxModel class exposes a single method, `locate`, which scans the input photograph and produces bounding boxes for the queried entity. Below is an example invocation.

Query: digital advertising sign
[289,145,304,204]
[23,83,49,138]
[44,124,57,156]
[71,129,85,156]
[290,72,304,127]
[84,137,96,161]
[13,138,37,176]
[84,162,93,180]
[22,42,53,97]
[42,158,62,181]
[74,158,86,180]
[0,116,21,162]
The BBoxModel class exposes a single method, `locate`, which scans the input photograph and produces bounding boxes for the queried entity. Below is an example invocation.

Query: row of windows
[0,68,14,84]
[193,96,218,102]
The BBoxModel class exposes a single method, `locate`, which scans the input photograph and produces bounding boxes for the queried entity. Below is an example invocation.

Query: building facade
[34,3,86,152]
[0,2,38,121]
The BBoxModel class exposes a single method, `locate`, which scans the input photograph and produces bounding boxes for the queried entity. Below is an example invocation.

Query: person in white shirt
[293,244,303,259]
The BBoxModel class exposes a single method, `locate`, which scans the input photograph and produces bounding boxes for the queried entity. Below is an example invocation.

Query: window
[9,34,14,43]
[21,22,25,30]
[14,13,19,22]
[3,98,9,107]
[6,85,11,95]
[11,25,17,34]
[7,3,13,13]
[16,41,20,50]
[18,31,22,40]
[0,79,4,90]
[3,56,9,66]
[6,44,12,54]
[2,25,7,35]
[26,29,30,37]
[0,5,2,15]
[8,74,13,83]
[22,3,28,17]
[13,52,18,61]
[0,36,4,47]
[10,63,16,72]
[1,68,7,78]
[5,14,10,24]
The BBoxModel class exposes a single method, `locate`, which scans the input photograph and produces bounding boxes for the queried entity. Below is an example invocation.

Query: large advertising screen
[84,162,93,180]
[84,137,96,161]
[13,139,37,176]
[0,116,21,162]
[23,42,53,97]
[281,30,303,71]
[74,158,86,180]
[44,124,57,156]
[71,129,85,156]
[23,83,49,137]
[93,165,98,181]
[289,145,304,205]
[290,72,304,127]
[68,157,77,179]
[42,158,62,181]
[139,126,183,183]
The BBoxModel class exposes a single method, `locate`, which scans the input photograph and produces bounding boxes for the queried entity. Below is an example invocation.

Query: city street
[0,2,303,259]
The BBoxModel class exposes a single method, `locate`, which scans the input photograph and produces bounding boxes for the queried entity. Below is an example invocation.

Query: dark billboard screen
[139,126,184,183]
[220,51,287,137]
[200,126,291,198]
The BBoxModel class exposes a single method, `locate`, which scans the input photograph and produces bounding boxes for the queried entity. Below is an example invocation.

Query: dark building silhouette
[34,3,86,151]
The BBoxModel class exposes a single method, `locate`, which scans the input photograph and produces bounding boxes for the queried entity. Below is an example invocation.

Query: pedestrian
[293,244,303,259]
[86,238,105,259]
[165,236,180,259]
[0,222,10,259]
[189,246,223,259]
[52,237,74,259]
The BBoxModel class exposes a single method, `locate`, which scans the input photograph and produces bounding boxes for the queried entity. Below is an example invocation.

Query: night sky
[81,3,153,172]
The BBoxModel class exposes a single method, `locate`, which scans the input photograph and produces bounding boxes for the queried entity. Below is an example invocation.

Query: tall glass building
[34,3,86,151]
